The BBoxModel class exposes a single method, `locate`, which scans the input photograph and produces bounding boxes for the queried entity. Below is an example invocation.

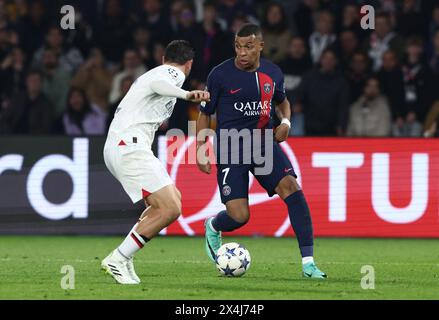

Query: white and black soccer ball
[215,242,251,277]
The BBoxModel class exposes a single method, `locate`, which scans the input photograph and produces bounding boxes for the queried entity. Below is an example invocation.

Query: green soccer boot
[204,217,222,262]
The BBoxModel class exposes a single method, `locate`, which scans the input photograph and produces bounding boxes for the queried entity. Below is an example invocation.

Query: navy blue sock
[211,210,246,232]
[284,191,314,258]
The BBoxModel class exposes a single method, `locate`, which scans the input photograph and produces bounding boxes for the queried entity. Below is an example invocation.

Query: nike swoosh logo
[284,168,293,173]
[230,88,242,94]
[207,239,216,261]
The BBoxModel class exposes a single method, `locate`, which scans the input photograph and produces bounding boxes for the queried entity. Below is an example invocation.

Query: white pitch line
[1,258,439,267]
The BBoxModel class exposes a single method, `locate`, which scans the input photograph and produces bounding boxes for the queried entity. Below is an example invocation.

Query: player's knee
[277,176,301,199]
[231,210,250,224]
[236,214,249,225]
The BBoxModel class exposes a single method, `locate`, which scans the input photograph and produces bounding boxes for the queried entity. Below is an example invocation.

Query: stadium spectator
[309,10,336,64]
[0,0,8,30]
[0,46,27,98]
[197,2,234,78]
[94,0,132,65]
[175,3,204,80]
[62,7,94,58]
[318,0,343,13]
[366,13,405,71]
[278,36,311,137]
[151,42,166,68]
[71,48,113,111]
[217,0,257,28]
[138,0,174,44]
[0,25,12,62]
[428,6,439,46]
[229,12,249,35]
[381,0,400,15]
[297,49,350,136]
[338,4,366,41]
[430,29,439,93]
[32,26,84,74]
[392,110,423,137]
[0,0,437,138]
[401,36,435,124]
[261,2,292,64]
[347,77,392,137]
[52,87,107,136]
[279,37,312,98]
[169,0,186,34]
[377,50,406,120]
[294,0,319,40]
[109,49,146,104]
[16,0,50,56]
[0,70,53,134]
[346,52,372,104]
[131,26,153,69]
[107,75,134,130]
[6,0,28,24]
[335,30,360,71]
[40,48,71,116]
[423,100,439,137]
[396,0,424,37]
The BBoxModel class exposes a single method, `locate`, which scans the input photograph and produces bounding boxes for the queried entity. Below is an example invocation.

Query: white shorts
[103,124,173,203]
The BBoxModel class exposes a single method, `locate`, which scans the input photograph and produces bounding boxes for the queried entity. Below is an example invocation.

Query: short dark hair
[236,23,262,38]
[164,40,195,65]
[376,12,391,24]
[27,69,43,79]
[366,75,380,85]
[406,35,424,47]
[203,0,216,9]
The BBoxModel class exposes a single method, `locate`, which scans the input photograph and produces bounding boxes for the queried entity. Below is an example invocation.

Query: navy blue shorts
[216,142,297,204]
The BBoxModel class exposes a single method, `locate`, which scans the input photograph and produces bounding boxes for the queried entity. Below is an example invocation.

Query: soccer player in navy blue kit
[196,24,326,278]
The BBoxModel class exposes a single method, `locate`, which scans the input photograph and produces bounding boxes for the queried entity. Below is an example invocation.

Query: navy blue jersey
[201,59,295,203]
[200,58,286,131]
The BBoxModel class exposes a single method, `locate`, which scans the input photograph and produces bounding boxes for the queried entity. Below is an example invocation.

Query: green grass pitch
[1,236,439,299]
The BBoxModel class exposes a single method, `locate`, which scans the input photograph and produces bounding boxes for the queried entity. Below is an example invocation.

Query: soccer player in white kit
[101,40,210,284]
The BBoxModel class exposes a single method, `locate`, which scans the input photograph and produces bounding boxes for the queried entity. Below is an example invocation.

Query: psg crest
[222,185,232,196]
[263,82,271,94]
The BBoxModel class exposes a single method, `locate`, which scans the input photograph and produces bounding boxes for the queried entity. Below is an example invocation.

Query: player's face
[234,35,263,71]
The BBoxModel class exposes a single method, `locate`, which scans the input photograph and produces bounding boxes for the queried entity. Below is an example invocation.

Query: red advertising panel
[160,137,439,238]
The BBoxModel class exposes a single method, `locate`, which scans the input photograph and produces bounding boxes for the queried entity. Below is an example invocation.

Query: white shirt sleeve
[149,79,188,100]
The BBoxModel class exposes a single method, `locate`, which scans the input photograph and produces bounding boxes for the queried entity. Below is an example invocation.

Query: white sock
[117,230,146,259]
[129,220,141,234]
[302,256,314,265]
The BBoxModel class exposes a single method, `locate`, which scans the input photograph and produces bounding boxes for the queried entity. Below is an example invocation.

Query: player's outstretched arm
[186,90,210,103]
[196,112,211,174]
[150,80,210,102]
[274,98,292,143]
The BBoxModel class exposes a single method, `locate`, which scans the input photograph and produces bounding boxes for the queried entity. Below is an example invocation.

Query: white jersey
[108,64,186,134]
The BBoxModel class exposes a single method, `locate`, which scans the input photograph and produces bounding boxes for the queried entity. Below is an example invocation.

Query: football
[215,242,251,277]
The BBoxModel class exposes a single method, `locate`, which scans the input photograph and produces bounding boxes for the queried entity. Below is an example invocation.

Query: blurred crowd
[0,0,439,137]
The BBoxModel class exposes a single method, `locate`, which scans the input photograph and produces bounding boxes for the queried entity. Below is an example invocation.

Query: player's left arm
[273,67,291,143]
[274,97,291,143]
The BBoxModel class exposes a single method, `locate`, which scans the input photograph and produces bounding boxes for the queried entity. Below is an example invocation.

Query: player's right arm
[149,79,210,102]
[196,112,212,174]
[196,69,221,174]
